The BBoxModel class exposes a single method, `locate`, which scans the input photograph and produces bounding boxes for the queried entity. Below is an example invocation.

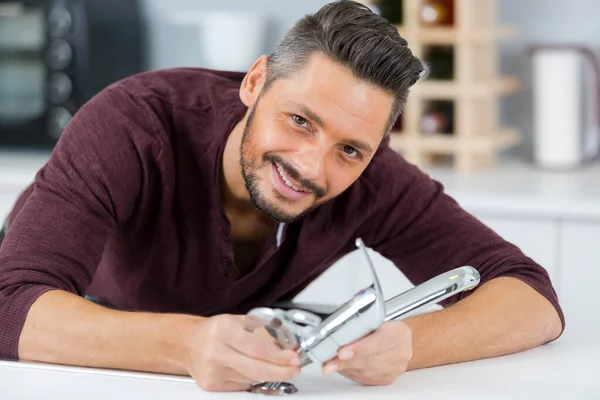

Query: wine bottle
[420,101,454,134]
[377,0,403,25]
[419,0,454,27]
[422,46,454,80]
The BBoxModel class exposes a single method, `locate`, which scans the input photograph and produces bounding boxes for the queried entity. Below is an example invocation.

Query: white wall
[138,0,331,71]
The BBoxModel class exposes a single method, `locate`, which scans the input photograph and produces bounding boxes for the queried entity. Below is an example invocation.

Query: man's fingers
[338,339,408,374]
[229,328,300,366]
[229,319,300,366]
[318,321,412,386]
[337,321,411,363]
[339,322,401,358]
[190,315,304,393]
[219,315,301,385]
[331,341,394,373]
[225,346,301,383]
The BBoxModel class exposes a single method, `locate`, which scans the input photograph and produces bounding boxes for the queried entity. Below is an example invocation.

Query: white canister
[530,45,600,169]
[169,11,269,72]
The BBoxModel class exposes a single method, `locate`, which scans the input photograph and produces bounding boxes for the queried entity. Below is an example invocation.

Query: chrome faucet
[244,238,480,394]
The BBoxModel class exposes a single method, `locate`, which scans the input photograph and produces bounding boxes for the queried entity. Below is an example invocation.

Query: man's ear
[240,55,269,107]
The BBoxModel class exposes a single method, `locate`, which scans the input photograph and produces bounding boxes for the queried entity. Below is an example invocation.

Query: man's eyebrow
[284,100,325,128]
[283,100,375,155]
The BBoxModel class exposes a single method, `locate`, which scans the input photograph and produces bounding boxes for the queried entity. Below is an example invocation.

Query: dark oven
[0,0,145,149]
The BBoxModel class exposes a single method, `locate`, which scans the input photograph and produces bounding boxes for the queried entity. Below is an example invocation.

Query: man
[0,0,563,393]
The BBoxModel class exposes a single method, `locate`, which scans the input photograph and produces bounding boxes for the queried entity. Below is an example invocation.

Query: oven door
[0,0,74,148]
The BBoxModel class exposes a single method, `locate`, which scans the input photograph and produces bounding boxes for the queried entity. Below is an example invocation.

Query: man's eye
[342,145,359,158]
[292,115,308,128]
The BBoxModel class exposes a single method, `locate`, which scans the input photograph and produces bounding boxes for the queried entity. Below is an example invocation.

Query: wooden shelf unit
[410,76,519,99]
[396,25,517,44]
[362,0,520,172]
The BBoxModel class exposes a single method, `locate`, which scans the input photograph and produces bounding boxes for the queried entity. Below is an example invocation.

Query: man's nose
[294,141,328,182]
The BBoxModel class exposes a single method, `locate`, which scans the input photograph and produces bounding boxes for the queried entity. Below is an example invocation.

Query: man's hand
[184,314,302,392]
[321,320,413,386]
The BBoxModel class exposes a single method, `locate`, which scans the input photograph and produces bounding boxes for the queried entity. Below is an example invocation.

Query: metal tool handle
[292,239,388,365]
[244,241,480,371]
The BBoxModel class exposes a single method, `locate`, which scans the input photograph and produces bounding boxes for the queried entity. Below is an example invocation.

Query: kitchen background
[143,0,600,160]
[0,1,599,325]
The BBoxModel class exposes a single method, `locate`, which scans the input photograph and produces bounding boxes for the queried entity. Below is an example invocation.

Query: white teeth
[276,163,305,192]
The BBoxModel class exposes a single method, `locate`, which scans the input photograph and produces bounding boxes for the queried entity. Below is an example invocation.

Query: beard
[239,103,326,224]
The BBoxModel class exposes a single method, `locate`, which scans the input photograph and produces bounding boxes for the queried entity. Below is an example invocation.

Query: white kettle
[530,45,600,169]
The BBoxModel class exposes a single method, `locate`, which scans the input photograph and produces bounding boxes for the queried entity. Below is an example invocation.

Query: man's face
[240,54,394,223]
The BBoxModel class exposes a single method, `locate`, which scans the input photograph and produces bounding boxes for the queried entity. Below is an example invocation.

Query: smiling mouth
[274,162,311,193]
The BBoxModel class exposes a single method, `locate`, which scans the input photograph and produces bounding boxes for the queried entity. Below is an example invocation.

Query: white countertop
[423,159,600,221]
[0,321,598,399]
[1,150,600,220]
[0,150,51,190]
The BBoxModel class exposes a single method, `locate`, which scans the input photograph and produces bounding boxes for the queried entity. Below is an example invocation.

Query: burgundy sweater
[0,68,564,361]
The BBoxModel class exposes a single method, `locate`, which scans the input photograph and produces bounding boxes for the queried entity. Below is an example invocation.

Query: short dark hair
[265,0,424,133]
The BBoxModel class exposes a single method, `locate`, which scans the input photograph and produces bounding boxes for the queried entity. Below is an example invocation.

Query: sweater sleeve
[362,155,565,334]
[0,86,159,360]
